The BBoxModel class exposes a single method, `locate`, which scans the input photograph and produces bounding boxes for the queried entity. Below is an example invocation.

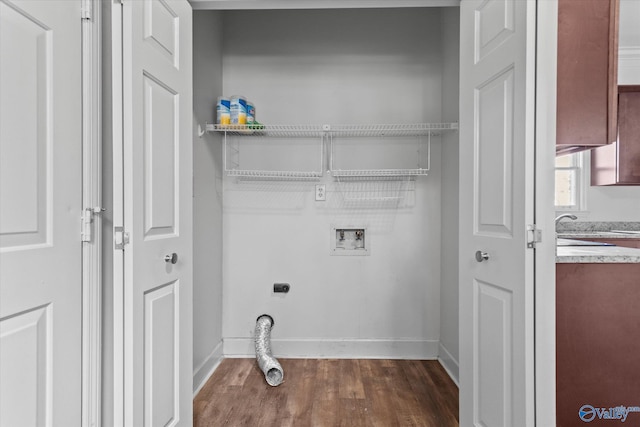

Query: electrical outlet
[315,184,326,201]
[274,283,290,293]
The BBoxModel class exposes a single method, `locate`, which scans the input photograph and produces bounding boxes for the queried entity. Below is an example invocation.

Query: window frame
[554,151,587,212]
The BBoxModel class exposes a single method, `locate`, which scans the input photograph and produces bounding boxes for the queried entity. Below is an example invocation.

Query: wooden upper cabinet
[591,85,640,185]
[556,0,619,155]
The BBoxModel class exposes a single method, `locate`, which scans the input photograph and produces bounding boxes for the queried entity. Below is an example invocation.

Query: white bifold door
[459,1,537,426]
[118,0,193,426]
[0,1,83,426]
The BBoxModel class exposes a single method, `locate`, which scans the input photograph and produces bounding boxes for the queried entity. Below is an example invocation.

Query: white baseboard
[223,338,439,359]
[193,341,224,396]
[437,343,459,386]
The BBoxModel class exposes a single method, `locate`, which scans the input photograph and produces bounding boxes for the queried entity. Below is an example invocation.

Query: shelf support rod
[427,131,431,172]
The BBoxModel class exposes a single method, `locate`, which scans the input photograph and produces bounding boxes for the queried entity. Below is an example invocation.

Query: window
[555,152,586,211]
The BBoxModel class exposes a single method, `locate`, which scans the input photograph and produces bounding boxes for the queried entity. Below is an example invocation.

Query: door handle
[164,253,178,264]
[475,251,489,262]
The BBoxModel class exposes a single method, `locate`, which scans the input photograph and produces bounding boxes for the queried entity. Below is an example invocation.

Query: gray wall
[192,11,225,392]
[439,7,460,383]
[219,9,448,358]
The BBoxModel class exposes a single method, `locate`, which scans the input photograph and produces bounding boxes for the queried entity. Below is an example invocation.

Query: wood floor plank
[338,359,366,400]
[287,359,316,425]
[361,359,404,427]
[194,358,459,427]
[415,361,459,425]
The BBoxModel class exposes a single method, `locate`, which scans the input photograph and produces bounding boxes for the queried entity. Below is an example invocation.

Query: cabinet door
[556,0,619,155]
[557,263,640,427]
[591,85,640,185]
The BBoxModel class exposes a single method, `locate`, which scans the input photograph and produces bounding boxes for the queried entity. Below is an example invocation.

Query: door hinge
[81,207,105,243]
[114,226,130,250]
[527,224,542,249]
[81,0,92,20]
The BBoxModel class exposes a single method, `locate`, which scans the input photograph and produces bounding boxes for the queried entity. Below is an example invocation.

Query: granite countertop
[555,221,640,263]
[556,245,640,263]
[555,220,640,235]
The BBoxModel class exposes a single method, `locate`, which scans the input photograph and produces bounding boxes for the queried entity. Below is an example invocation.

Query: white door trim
[109,1,126,425]
[81,0,103,425]
[535,1,559,425]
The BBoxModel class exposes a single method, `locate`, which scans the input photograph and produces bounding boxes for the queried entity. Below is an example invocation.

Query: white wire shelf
[342,195,404,201]
[331,169,430,178]
[206,123,325,138]
[328,123,458,137]
[206,122,458,180]
[206,122,458,138]
[225,169,323,180]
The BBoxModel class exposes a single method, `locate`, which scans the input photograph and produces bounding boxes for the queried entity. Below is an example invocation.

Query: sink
[556,238,615,247]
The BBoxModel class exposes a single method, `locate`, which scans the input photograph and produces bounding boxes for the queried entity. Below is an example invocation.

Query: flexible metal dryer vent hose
[254,314,284,386]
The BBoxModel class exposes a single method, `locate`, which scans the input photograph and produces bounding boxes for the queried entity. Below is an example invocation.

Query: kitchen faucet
[555,213,577,226]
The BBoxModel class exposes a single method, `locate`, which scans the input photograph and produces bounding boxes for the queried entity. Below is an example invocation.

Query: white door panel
[0,1,82,425]
[475,67,514,236]
[142,73,178,238]
[0,0,52,250]
[144,0,180,67]
[460,0,536,426]
[121,1,192,426]
[0,306,51,427]
[144,280,180,427]
[475,279,514,426]
[475,0,515,64]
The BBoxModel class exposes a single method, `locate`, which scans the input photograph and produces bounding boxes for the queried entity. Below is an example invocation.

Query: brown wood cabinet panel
[574,237,640,248]
[557,263,640,427]
[557,0,619,155]
[591,86,640,185]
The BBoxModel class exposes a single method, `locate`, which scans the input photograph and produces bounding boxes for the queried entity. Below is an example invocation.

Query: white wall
[619,0,640,47]
[579,152,640,222]
[221,9,444,125]
[220,9,447,358]
[619,0,640,85]
[438,7,460,383]
[192,11,225,392]
[584,186,640,221]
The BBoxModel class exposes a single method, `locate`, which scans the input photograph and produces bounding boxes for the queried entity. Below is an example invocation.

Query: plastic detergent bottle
[216,96,230,125]
[246,101,256,125]
[230,95,247,125]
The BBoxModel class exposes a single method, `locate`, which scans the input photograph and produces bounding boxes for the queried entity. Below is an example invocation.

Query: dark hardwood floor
[194,358,459,426]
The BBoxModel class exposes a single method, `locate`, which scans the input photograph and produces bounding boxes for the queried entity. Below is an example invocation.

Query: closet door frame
[90,2,560,426]
[183,2,560,425]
